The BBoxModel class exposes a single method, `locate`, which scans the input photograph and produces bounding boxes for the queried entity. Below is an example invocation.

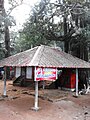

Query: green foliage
[16,0,90,61]
[0,0,24,59]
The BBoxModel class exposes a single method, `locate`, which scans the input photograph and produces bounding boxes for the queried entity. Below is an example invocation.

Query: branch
[6,0,24,16]
[45,28,76,42]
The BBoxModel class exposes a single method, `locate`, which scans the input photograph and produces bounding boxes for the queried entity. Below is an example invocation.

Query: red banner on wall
[35,67,57,81]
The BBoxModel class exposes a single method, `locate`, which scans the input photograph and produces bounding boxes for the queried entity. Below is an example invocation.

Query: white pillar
[34,81,39,110]
[31,67,40,111]
[76,68,78,97]
[3,67,7,96]
[32,80,39,111]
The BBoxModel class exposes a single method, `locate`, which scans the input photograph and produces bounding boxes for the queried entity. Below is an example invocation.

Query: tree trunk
[64,17,69,53]
[84,46,88,62]
[5,26,10,58]
[5,26,10,79]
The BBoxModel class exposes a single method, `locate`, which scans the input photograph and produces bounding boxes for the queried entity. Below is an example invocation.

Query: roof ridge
[29,45,42,66]
[38,45,45,65]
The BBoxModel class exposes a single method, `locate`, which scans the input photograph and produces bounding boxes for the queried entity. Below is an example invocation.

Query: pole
[32,67,39,111]
[3,67,7,97]
[34,81,39,110]
[32,81,39,111]
[76,68,78,97]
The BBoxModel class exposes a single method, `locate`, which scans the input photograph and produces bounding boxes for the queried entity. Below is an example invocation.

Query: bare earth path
[0,81,90,120]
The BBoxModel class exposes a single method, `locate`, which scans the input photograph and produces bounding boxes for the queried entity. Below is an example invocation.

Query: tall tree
[0,0,23,78]
[0,0,24,59]
[21,0,90,62]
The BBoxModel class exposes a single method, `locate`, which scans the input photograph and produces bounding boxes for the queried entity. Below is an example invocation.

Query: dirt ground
[0,80,90,120]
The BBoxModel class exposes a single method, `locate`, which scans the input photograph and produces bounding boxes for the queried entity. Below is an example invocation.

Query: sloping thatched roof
[0,45,90,68]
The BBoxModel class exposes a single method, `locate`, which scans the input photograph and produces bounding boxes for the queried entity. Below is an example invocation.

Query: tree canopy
[0,0,23,60]
[18,0,90,61]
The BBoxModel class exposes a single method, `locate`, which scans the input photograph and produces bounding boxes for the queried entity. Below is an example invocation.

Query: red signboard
[35,67,57,81]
